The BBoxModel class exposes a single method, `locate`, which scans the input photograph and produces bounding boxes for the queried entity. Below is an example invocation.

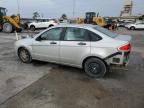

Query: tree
[61,14,67,20]
[32,12,40,19]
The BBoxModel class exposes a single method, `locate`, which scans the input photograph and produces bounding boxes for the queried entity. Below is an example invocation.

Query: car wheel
[18,48,32,63]
[30,25,35,31]
[3,22,14,33]
[130,26,135,30]
[84,58,107,78]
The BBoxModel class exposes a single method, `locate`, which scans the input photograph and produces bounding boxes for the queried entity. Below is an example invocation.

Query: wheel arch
[30,24,35,28]
[17,46,32,58]
[130,26,135,29]
[49,24,54,27]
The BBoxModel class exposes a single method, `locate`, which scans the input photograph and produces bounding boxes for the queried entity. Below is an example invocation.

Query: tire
[3,22,14,33]
[18,48,32,63]
[30,25,35,31]
[84,58,107,78]
[130,26,135,30]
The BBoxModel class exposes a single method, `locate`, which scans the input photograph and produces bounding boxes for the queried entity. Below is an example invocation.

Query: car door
[139,23,144,29]
[44,20,51,28]
[40,19,48,28]
[32,27,63,62]
[36,20,44,28]
[60,27,90,67]
[135,23,144,29]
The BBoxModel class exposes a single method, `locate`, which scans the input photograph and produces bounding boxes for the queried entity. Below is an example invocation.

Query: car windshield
[93,26,118,38]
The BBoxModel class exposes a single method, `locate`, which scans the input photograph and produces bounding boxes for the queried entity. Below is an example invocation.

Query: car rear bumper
[104,51,131,66]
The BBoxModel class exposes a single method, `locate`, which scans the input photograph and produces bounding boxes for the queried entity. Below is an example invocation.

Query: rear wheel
[130,26,135,30]
[30,25,35,31]
[84,58,107,78]
[3,22,14,33]
[18,48,32,63]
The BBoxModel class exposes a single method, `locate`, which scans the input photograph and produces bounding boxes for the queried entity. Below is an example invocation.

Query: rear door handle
[50,42,57,44]
[78,42,86,45]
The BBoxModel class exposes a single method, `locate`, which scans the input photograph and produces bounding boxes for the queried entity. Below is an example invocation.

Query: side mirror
[36,36,47,41]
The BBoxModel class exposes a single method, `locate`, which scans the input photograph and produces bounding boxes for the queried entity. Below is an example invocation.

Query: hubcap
[20,49,29,62]
[4,24,12,32]
[88,62,101,74]
[131,27,134,30]
[31,27,35,31]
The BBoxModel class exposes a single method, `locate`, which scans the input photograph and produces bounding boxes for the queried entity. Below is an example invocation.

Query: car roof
[54,24,97,29]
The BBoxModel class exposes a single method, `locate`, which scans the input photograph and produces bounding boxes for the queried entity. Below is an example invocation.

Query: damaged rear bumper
[104,51,131,66]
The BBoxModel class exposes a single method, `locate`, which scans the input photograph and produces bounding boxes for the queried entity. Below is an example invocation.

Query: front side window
[39,28,63,41]
[64,28,89,41]
[137,23,144,25]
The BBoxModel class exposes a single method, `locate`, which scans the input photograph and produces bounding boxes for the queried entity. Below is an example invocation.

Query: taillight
[118,43,131,51]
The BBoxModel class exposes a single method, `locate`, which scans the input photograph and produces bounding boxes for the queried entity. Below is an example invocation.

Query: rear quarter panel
[90,40,118,58]
[80,27,130,66]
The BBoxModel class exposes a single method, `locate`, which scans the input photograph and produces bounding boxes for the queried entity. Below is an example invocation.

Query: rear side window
[64,28,89,41]
[88,31,102,41]
[93,26,118,38]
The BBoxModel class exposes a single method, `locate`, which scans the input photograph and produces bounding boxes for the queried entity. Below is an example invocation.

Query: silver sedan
[15,24,132,78]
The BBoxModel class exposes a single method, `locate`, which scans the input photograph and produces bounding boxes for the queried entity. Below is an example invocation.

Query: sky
[0,0,144,18]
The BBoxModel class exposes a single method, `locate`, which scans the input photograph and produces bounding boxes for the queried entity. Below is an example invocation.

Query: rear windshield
[93,26,118,38]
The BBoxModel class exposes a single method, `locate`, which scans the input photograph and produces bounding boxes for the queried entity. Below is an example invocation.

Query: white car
[28,19,58,31]
[15,24,132,78]
[125,22,144,30]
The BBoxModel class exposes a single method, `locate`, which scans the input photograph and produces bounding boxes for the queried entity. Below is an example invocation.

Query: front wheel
[84,58,107,78]
[18,48,32,63]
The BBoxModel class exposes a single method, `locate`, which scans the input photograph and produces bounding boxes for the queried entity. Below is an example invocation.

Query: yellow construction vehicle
[76,17,85,24]
[0,7,22,33]
[76,12,112,28]
[93,16,106,27]
[85,12,106,26]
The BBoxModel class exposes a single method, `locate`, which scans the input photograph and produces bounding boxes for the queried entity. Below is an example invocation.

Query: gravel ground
[0,28,144,108]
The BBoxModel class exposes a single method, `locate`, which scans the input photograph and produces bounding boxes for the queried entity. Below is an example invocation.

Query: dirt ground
[0,28,144,108]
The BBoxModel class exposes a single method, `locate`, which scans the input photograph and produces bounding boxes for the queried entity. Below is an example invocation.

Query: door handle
[50,42,57,44]
[78,42,86,45]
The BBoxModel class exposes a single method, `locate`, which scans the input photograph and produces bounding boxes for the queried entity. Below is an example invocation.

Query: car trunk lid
[115,35,132,42]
